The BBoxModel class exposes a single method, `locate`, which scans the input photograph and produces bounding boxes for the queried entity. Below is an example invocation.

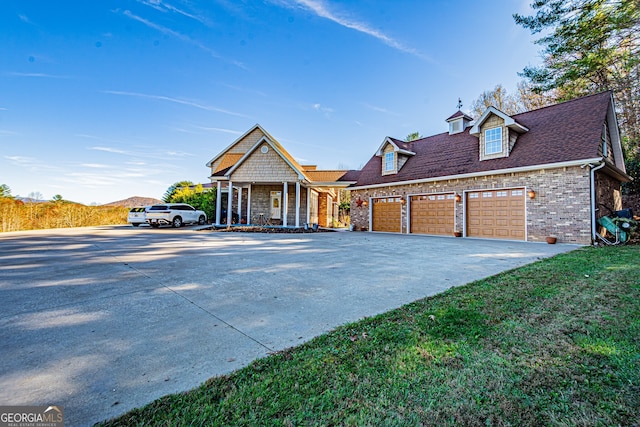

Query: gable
[207,125,268,172]
[213,153,243,174]
[229,141,300,182]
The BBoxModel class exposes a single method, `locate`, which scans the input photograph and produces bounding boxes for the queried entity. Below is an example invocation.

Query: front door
[270,191,282,219]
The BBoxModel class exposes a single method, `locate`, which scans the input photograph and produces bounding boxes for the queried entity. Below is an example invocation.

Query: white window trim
[384,152,395,172]
[485,127,502,155]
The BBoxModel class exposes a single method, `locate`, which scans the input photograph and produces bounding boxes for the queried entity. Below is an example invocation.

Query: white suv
[127,207,148,227]
[146,203,207,228]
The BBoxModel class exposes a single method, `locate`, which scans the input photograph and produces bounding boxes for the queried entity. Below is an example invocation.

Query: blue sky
[0,0,539,205]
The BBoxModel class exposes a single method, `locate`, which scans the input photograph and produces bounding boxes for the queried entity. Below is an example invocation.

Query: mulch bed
[206,226,334,233]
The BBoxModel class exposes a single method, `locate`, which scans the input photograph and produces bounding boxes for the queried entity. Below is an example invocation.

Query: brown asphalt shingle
[352,92,612,187]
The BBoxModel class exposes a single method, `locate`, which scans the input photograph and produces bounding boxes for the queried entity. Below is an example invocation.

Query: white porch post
[215,182,222,225]
[306,188,311,225]
[247,184,252,224]
[283,181,288,227]
[237,187,242,222]
[227,181,233,225]
[295,181,300,227]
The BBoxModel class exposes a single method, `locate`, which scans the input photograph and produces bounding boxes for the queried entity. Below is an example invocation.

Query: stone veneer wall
[350,166,594,244]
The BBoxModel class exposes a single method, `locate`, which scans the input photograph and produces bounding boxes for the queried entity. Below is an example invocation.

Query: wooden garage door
[467,189,525,240]
[410,193,455,235]
[372,197,402,233]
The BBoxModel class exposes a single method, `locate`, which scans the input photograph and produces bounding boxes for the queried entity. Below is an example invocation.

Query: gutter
[582,159,606,244]
[349,158,603,191]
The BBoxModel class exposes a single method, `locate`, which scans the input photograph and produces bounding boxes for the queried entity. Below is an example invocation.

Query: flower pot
[546,236,557,244]
[453,231,462,237]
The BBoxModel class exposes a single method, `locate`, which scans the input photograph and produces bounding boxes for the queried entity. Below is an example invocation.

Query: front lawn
[99,246,640,426]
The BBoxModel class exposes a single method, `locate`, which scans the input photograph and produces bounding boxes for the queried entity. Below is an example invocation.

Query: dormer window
[485,127,502,155]
[384,152,395,172]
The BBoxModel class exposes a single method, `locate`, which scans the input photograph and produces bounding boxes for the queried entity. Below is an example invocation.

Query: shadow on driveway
[0,226,578,425]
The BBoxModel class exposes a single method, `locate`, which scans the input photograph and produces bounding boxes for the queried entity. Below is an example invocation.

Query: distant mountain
[102,196,162,208]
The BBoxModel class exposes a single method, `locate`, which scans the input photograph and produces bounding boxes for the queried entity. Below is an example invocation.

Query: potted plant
[453,230,462,237]
[546,235,557,244]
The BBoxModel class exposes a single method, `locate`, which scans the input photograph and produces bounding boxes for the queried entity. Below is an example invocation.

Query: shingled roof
[352,92,624,188]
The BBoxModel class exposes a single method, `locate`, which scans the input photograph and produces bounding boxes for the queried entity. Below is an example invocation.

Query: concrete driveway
[0,226,578,426]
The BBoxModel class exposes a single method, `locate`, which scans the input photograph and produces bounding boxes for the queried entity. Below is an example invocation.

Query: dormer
[446,110,473,135]
[469,107,529,161]
[375,137,416,176]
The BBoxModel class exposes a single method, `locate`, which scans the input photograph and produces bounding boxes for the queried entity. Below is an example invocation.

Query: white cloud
[81,163,110,168]
[6,72,70,79]
[18,14,37,26]
[362,103,399,116]
[136,0,210,26]
[313,103,334,115]
[274,0,430,61]
[89,146,127,154]
[4,155,37,166]
[103,90,249,118]
[122,10,245,69]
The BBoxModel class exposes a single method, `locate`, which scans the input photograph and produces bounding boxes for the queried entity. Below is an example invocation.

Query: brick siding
[351,166,600,244]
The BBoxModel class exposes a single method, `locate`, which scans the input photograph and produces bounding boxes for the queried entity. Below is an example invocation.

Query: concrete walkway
[0,226,578,426]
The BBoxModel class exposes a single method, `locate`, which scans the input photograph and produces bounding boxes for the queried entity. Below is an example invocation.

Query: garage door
[466,189,525,240]
[410,193,455,235]
[372,197,402,232]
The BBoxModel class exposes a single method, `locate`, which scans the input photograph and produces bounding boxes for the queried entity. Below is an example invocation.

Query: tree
[164,182,216,220]
[52,194,64,203]
[470,84,522,117]
[405,132,422,142]
[163,181,194,202]
[516,80,556,112]
[513,0,640,149]
[0,184,12,199]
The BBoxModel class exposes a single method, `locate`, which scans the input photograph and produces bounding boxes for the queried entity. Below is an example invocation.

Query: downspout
[582,160,606,243]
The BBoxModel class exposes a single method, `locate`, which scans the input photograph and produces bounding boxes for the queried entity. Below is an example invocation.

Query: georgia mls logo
[0,405,64,427]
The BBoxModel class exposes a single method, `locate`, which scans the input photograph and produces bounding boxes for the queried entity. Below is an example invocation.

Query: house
[206,124,355,227]
[348,91,630,245]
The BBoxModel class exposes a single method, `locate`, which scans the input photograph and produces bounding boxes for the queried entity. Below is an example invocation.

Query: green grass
[99,246,640,427]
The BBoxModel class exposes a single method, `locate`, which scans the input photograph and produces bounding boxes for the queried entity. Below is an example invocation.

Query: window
[602,123,609,157]
[485,127,502,155]
[449,120,462,134]
[384,152,395,172]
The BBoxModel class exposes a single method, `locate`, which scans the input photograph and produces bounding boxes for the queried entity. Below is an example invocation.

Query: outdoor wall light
[454,193,462,203]
[362,200,369,207]
[400,198,407,205]
[528,189,536,199]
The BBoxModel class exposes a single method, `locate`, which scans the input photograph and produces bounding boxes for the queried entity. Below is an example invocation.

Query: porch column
[306,188,311,225]
[247,184,252,224]
[283,182,288,227]
[227,181,233,226]
[237,187,242,223]
[295,181,300,227]
[215,182,222,225]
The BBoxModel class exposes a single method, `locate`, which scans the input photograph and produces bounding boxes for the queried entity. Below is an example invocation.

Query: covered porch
[213,180,343,228]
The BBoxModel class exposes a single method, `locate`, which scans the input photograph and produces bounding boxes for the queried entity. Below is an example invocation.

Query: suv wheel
[172,216,183,228]
[198,215,206,225]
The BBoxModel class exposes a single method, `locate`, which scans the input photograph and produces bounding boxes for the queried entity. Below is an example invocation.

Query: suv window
[149,205,168,210]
